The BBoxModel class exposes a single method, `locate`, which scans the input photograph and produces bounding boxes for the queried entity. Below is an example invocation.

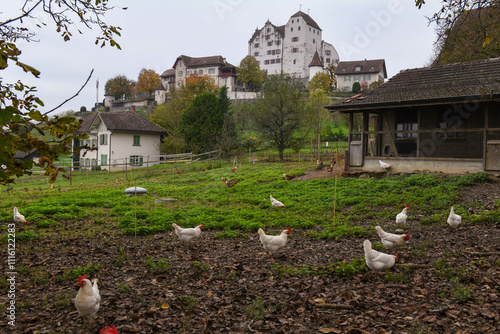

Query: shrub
[352,82,361,93]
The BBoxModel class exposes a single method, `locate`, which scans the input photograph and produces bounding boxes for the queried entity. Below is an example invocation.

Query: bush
[352,82,361,93]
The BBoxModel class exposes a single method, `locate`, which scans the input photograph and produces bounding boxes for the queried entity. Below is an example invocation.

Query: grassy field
[1,161,500,333]
[0,161,497,239]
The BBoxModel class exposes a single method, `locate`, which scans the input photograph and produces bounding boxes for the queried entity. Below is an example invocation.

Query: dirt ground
[1,170,499,334]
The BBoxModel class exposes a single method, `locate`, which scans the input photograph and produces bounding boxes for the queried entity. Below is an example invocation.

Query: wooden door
[485,140,500,171]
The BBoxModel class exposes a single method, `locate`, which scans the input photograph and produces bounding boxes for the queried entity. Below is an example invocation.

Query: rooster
[270,195,285,208]
[326,164,334,173]
[315,160,324,170]
[258,227,291,253]
[363,240,398,271]
[379,160,391,169]
[172,223,203,242]
[13,207,27,224]
[447,206,462,228]
[396,206,410,225]
[221,177,227,182]
[100,325,119,334]
[375,226,410,250]
[283,173,296,181]
[230,167,237,173]
[225,179,237,188]
[75,275,101,326]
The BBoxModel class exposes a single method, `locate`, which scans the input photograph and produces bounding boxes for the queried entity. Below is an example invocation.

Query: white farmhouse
[335,59,387,92]
[75,110,167,171]
[248,11,339,84]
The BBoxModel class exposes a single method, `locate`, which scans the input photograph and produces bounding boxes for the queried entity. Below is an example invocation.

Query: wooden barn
[326,58,500,174]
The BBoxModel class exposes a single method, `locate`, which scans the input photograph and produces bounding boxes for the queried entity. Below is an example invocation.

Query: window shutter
[139,156,143,166]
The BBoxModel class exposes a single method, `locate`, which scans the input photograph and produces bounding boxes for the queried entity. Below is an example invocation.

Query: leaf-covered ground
[1,174,499,334]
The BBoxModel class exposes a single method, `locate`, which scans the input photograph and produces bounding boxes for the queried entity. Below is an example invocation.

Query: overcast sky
[1,0,443,114]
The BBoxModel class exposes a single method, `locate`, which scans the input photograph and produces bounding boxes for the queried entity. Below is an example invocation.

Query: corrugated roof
[328,57,500,111]
[335,59,387,76]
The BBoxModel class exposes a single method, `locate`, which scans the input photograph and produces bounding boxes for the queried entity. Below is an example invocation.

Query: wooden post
[310,134,313,162]
[125,158,128,180]
[317,133,321,161]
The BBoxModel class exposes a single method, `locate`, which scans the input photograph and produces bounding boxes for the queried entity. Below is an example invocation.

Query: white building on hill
[248,10,339,84]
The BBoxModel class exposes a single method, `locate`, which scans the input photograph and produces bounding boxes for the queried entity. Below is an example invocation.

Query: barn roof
[328,57,500,112]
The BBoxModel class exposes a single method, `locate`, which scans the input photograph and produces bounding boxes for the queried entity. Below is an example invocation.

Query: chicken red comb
[286,227,291,233]
[78,275,87,282]
[405,234,410,240]
[100,325,119,334]
[199,224,204,229]
[394,254,399,261]
[406,205,410,210]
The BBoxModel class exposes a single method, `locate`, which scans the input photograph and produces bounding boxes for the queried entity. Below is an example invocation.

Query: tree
[416,0,500,65]
[178,92,224,153]
[237,56,265,90]
[105,74,135,99]
[325,63,337,90]
[0,1,124,185]
[217,86,239,161]
[352,82,361,93]
[252,73,306,161]
[137,69,160,97]
[307,72,332,93]
[305,89,332,151]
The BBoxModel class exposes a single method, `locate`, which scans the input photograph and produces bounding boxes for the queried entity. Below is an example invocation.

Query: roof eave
[326,94,500,113]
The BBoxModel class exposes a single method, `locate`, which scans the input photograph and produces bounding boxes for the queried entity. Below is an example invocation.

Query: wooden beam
[383,113,398,157]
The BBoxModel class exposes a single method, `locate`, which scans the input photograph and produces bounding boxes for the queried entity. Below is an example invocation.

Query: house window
[265,34,270,40]
[199,69,204,75]
[292,37,299,42]
[264,60,270,65]
[271,59,275,64]
[355,66,361,71]
[396,110,418,139]
[276,49,281,54]
[325,50,331,56]
[100,154,108,166]
[275,58,281,63]
[292,48,299,53]
[313,39,315,44]
[267,41,273,46]
[276,40,281,46]
[99,134,108,145]
[254,43,259,48]
[355,75,360,81]
[266,28,271,33]
[178,71,183,77]
[130,155,143,166]
[293,59,296,64]
[291,27,293,32]
[326,58,331,63]
[364,74,371,80]
[91,139,97,148]
[133,135,140,146]
[254,52,259,57]
[267,50,272,55]
[298,26,301,31]
[208,68,215,74]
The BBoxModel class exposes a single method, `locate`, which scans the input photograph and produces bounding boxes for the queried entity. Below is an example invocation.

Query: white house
[248,11,339,83]
[335,59,387,92]
[156,54,257,104]
[75,110,167,171]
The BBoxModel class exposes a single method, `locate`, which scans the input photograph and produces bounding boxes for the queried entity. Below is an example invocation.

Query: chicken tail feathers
[172,223,181,233]
[363,240,372,260]
[375,225,384,237]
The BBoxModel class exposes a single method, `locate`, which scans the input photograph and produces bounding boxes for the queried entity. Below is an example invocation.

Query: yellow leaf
[314,298,326,305]
[161,302,169,309]
[483,36,495,48]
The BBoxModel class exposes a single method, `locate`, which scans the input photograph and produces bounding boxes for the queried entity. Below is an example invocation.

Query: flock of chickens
[11,162,464,332]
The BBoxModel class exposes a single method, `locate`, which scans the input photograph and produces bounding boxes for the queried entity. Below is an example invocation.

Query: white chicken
[258,227,291,253]
[447,206,462,228]
[75,275,101,325]
[172,223,203,242]
[375,226,410,250]
[270,195,285,208]
[379,160,391,169]
[396,205,410,225]
[363,239,398,271]
[13,207,26,224]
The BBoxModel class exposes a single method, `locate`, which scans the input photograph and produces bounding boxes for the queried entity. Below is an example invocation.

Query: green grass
[0,162,494,239]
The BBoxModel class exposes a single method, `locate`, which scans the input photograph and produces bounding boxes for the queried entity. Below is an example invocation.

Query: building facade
[335,59,387,92]
[248,11,339,82]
